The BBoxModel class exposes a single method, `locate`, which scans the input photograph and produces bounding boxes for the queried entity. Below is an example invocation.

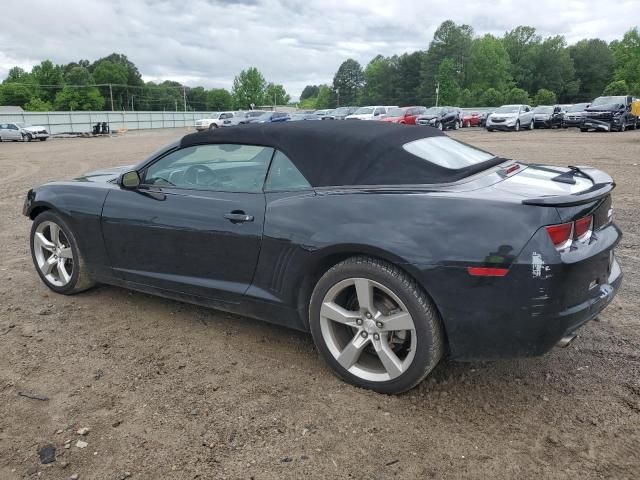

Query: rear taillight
[545,215,594,251]
[545,222,573,251]
[574,215,593,242]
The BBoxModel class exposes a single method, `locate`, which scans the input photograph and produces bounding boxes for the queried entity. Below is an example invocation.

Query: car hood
[74,165,135,183]
[346,114,372,119]
[417,115,439,120]
[586,105,619,112]
[22,125,47,132]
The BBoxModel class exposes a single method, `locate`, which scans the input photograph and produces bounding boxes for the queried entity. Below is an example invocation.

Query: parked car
[0,122,49,142]
[485,104,534,131]
[462,112,482,127]
[381,106,427,125]
[325,106,359,120]
[532,105,564,129]
[345,106,394,120]
[479,111,492,127]
[313,109,333,118]
[581,95,638,132]
[195,112,236,130]
[246,111,290,124]
[561,103,590,128]
[415,106,460,130]
[23,121,622,394]
[289,113,321,121]
[236,110,267,125]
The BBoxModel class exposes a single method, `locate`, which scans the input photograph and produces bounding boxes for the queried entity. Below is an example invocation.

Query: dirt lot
[0,127,639,480]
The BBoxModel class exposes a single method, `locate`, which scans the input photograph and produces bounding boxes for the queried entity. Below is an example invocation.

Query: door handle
[224,211,254,223]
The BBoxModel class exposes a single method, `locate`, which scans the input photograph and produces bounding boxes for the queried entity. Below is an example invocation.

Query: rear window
[402,137,495,170]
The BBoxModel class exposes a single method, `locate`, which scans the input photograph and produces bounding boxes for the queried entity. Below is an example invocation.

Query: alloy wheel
[33,221,74,287]
[319,277,417,382]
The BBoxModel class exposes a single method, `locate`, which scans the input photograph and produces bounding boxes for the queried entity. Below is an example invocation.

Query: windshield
[533,106,553,113]
[403,137,495,170]
[354,107,374,114]
[591,96,625,107]
[494,106,520,114]
[334,107,351,115]
[567,103,588,112]
[15,122,30,128]
[386,107,406,117]
[254,113,272,120]
[423,107,443,115]
[246,111,264,118]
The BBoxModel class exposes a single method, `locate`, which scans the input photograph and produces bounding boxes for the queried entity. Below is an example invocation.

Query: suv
[345,106,395,120]
[195,112,236,130]
[415,106,460,130]
[532,105,565,129]
[485,104,534,131]
[581,95,638,132]
[0,122,49,141]
[561,103,590,128]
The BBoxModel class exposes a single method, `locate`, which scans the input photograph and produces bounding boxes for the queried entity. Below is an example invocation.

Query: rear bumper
[414,224,622,360]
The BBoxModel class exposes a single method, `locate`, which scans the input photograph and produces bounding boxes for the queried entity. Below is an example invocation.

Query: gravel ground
[0,127,638,479]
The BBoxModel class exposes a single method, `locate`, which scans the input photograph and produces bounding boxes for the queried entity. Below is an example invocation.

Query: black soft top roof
[180,120,500,187]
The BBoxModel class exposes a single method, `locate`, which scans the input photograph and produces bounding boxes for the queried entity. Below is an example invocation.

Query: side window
[264,151,311,191]
[144,144,274,193]
[0,124,6,129]
[9,124,19,130]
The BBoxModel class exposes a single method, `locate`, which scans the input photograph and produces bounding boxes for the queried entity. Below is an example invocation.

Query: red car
[462,112,481,127]
[381,106,427,125]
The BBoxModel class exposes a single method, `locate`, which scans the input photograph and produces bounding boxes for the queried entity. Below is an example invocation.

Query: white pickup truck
[194,112,236,130]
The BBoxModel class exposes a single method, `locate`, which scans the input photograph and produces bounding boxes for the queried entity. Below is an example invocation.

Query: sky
[0,0,638,98]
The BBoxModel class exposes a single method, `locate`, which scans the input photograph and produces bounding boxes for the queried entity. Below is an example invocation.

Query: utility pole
[131,95,134,111]
[435,82,440,107]
[336,88,340,107]
[183,86,187,112]
[109,84,114,111]
[175,99,178,111]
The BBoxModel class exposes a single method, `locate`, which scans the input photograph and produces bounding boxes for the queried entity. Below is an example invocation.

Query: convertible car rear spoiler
[521,166,615,207]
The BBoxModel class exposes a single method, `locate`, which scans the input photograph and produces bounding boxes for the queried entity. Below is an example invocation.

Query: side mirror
[120,170,141,189]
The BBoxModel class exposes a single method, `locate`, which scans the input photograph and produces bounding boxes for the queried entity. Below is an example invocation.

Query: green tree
[186,86,208,110]
[315,85,332,109]
[458,88,473,107]
[300,85,320,101]
[482,88,503,106]
[265,83,290,105]
[530,35,575,101]
[0,67,37,107]
[31,60,64,102]
[332,59,364,106]
[468,34,512,94]
[92,60,129,110]
[395,51,426,106]
[361,55,398,105]
[533,88,557,105]
[24,97,52,111]
[602,80,629,96]
[569,39,614,101]
[420,20,473,104]
[232,67,267,108]
[53,66,104,110]
[297,96,318,110]
[436,58,461,105]
[611,28,640,95]
[206,88,233,110]
[502,26,541,93]
[505,87,530,104]
[91,53,143,86]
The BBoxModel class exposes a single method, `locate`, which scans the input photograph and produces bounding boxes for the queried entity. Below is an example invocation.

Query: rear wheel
[30,212,95,295]
[437,122,443,131]
[309,257,444,394]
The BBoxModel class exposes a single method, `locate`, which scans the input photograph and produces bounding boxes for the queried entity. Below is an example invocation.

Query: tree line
[300,22,640,109]
[2,22,638,112]
[0,55,290,112]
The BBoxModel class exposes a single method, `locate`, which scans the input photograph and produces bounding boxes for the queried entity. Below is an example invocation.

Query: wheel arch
[295,245,444,334]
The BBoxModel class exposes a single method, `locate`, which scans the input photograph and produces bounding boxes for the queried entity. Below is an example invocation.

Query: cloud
[0,0,637,97]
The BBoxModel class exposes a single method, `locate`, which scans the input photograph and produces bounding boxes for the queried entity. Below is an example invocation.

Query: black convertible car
[24,121,622,394]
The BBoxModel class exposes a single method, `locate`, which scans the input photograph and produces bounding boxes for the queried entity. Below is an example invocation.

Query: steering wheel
[183,164,215,186]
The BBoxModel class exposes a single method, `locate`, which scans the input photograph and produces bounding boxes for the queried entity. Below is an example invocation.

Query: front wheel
[23,133,32,142]
[39,137,48,141]
[436,122,443,131]
[309,257,444,394]
[514,120,520,132]
[208,123,218,130]
[30,212,95,295]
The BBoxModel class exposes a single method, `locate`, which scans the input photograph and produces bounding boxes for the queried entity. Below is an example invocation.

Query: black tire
[208,123,218,130]
[309,256,445,394]
[580,128,588,132]
[30,211,95,295]
[514,120,520,132]
[39,137,48,141]
[23,133,32,142]
[436,122,443,131]
[619,123,625,132]
[487,128,494,132]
